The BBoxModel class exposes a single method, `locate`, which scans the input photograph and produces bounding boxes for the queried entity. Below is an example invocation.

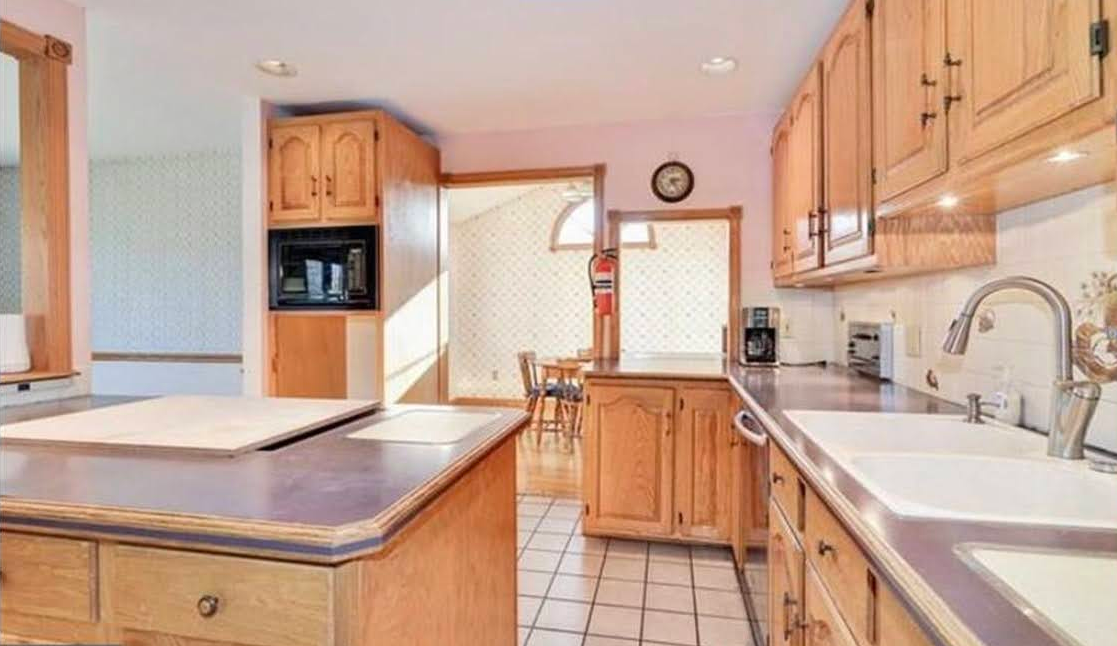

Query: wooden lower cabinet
[675,387,735,541]
[803,565,859,646]
[768,503,805,646]
[583,383,675,537]
[270,313,379,399]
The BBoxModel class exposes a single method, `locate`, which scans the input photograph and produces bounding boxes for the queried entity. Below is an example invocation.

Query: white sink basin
[959,544,1117,646]
[784,410,1117,529]
[784,410,1046,456]
[849,454,1117,529]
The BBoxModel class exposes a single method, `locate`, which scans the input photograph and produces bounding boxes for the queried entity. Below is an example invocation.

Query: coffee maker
[739,307,780,366]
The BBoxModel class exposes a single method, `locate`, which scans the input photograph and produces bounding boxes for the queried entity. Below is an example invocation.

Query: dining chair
[517,351,564,443]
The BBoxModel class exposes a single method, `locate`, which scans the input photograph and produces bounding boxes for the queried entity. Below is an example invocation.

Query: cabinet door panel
[322,120,377,221]
[804,565,859,646]
[676,387,734,541]
[789,67,823,273]
[822,5,873,265]
[769,502,805,646]
[268,125,320,223]
[949,0,1101,163]
[271,314,347,398]
[771,117,795,279]
[584,385,675,536]
[872,0,948,201]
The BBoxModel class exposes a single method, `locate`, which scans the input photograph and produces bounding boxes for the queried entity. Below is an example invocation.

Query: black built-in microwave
[269,226,378,310]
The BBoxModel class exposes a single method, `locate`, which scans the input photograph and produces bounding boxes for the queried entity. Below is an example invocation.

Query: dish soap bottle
[991,365,1023,425]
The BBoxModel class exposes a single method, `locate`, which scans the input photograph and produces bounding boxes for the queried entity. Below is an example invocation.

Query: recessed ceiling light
[1046,150,1086,164]
[701,56,738,75]
[937,194,960,209]
[256,59,297,77]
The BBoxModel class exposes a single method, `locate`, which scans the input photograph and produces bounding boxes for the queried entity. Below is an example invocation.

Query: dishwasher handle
[733,409,768,447]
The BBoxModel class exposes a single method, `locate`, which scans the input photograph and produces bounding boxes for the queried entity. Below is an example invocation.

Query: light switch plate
[906,325,922,357]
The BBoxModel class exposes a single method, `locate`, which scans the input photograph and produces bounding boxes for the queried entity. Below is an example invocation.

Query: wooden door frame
[601,206,742,360]
[0,20,74,383]
[438,164,607,404]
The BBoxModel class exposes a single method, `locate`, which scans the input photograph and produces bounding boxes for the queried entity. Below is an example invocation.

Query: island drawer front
[108,545,333,646]
[0,531,97,622]
[803,488,874,646]
[768,442,802,535]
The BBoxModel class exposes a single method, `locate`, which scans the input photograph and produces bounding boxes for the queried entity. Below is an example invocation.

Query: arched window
[550,200,655,251]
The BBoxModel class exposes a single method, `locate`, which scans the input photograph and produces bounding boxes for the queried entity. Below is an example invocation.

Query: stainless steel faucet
[942,276,1101,459]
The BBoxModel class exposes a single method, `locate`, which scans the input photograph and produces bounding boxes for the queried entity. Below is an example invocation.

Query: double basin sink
[784,410,1117,646]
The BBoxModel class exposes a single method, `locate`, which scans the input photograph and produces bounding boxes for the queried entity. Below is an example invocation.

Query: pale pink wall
[2,0,91,401]
[439,114,836,362]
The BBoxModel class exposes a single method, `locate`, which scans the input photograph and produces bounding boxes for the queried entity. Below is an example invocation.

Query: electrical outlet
[782,316,795,339]
[491,369,499,381]
[906,325,922,358]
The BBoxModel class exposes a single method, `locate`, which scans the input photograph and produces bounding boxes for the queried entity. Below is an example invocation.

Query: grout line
[639,540,651,643]
[690,547,702,646]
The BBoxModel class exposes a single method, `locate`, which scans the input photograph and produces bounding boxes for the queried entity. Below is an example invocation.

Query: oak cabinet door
[322,120,377,222]
[788,66,823,273]
[584,384,675,537]
[675,387,735,541]
[948,0,1102,164]
[821,4,873,266]
[872,0,948,201]
[271,314,347,398]
[769,502,805,646]
[771,115,795,279]
[269,125,321,223]
[803,565,859,646]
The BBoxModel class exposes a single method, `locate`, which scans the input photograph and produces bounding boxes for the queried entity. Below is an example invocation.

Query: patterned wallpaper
[449,185,593,399]
[621,221,729,354]
[0,166,20,313]
[91,150,242,353]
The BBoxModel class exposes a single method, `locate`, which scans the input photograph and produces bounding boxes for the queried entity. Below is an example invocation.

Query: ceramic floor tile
[695,588,746,619]
[649,542,692,563]
[519,626,530,646]
[588,604,642,640]
[519,515,543,531]
[697,616,752,646]
[693,565,739,591]
[529,532,572,552]
[558,552,605,577]
[602,555,647,581]
[567,534,609,555]
[690,546,735,569]
[644,583,695,613]
[520,502,552,516]
[521,549,563,572]
[519,531,533,548]
[520,570,555,597]
[607,539,648,560]
[584,636,638,646]
[647,561,692,586]
[594,578,644,607]
[547,574,599,603]
[527,628,584,646]
[744,568,766,592]
[538,517,579,534]
[535,599,592,633]
[643,609,698,645]
[522,495,554,505]
[519,595,544,627]
[546,505,584,519]
[551,498,584,507]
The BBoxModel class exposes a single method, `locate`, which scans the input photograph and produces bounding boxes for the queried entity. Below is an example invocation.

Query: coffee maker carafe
[739,307,780,366]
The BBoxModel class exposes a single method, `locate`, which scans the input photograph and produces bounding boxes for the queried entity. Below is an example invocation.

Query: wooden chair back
[516,351,538,397]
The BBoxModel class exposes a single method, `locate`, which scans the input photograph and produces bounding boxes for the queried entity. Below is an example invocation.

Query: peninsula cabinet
[583,379,757,557]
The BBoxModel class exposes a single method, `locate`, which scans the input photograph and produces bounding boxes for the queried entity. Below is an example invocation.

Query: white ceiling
[71,0,848,159]
[447,184,543,223]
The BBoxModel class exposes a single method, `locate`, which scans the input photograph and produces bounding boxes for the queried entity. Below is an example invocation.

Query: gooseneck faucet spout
[941,276,1101,459]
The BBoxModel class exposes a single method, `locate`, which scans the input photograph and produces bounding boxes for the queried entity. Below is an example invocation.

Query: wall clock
[651,161,695,203]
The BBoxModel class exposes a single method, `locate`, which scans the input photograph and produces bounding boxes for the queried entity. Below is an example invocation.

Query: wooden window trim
[600,206,743,360]
[1,19,74,377]
[550,199,656,252]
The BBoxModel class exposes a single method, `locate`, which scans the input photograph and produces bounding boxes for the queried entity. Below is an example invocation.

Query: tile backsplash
[833,184,1117,453]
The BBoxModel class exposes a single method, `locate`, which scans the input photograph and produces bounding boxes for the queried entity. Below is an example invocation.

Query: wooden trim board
[92,352,243,364]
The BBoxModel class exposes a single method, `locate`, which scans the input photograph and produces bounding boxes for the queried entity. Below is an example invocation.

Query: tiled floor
[516,494,759,646]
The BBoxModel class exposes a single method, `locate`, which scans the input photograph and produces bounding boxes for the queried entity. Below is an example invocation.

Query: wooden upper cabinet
[322,120,378,221]
[788,66,823,273]
[675,387,734,541]
[821,3,873,266]
[269,125,321,223]
[771,116,795,278]
[584,384,675,537]
[948,0,1103,164]
[769,502,805,646]
[872,0,948,202]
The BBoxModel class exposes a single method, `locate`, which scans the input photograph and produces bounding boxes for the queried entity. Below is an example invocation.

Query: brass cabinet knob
[197,594,220,618]
[772,473,785,485]
[817,540,837,557]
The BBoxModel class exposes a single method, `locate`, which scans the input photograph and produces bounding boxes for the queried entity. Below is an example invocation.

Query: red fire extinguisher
[588,249,618,316]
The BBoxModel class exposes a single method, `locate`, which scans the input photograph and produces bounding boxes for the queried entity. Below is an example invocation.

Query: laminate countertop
[0,397,528,563]
[587,356,1117,646]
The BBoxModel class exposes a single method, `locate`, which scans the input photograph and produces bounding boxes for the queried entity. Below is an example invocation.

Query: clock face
[651,161,694,203]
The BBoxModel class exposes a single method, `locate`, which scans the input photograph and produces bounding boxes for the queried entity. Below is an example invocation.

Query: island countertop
[0,397,528,563]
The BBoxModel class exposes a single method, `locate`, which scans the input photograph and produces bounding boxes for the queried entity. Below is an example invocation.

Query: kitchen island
[0,396,528,646]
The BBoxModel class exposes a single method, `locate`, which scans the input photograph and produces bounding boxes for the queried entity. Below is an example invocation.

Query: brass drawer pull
[817,540,837,557]
[782,592,800,640]
[197,594,221,618]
